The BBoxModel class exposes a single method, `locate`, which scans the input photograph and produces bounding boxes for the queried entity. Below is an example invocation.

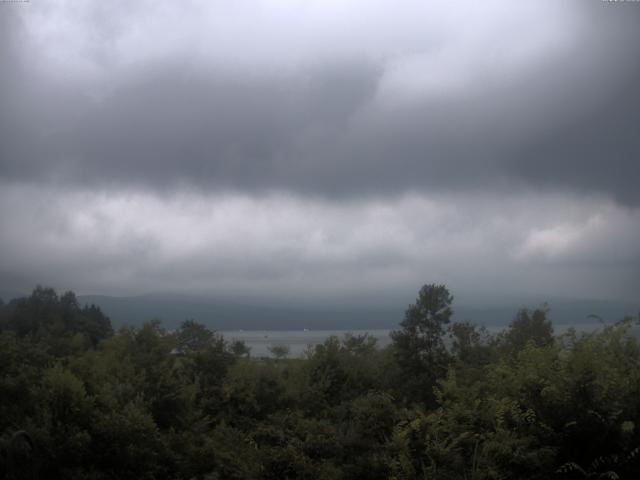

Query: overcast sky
[1,0,639,305]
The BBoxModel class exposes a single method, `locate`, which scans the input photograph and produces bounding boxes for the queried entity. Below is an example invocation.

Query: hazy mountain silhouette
[73,294,638,331]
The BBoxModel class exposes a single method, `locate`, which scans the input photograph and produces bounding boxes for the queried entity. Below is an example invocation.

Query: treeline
[0,285,639,479]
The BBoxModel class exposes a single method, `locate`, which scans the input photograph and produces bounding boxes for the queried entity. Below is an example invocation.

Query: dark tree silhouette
[391,283,453,406]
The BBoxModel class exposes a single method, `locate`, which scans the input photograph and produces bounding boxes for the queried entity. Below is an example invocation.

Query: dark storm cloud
[1,56,382,192]
[504,3,640,206]
[510,76,640,207]
[0,1,639,303]
[1,1,639,203]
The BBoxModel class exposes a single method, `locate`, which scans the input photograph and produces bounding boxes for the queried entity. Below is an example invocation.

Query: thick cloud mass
[1,1,639,303]
[2,0,639,200]
[1,185,638,301]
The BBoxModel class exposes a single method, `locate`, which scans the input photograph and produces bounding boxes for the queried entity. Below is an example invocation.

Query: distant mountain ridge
[78,294,399,330]
[2,289,635,331]
[75,294,638,331]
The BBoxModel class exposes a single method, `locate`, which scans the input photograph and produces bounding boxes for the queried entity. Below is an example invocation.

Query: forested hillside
[1,285,639,479]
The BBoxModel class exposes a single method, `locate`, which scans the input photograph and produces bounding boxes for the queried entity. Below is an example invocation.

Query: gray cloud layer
[2,1,639,203]
[1,1,639,303]
[1,185,638,302]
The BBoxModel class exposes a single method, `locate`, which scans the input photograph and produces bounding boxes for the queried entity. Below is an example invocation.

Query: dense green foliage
[1,285,639,479]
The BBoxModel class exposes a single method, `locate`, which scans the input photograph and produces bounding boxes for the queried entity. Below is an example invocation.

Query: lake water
[221,329,393,358]
[221,322,607,358]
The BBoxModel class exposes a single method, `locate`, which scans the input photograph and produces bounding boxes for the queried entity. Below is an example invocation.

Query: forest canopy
[0,284,639,479]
